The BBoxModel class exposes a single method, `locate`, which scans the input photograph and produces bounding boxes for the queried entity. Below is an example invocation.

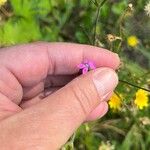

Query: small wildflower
[125,3,134,16]
[128,3,134,12]
[109,93,122,111]
[134,89,149,110]
[99,141,115,150]
[107,34,122,42]
[144,1,150,17]
[77,60,96,74]
[0,0,7,7]
[127,35,139,47]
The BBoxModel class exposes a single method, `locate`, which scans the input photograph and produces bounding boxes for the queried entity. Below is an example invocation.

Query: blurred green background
[0,0,150,150]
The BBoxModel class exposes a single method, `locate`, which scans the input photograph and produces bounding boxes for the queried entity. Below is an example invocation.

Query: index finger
[0,42,120,86]
[46,42,120,74]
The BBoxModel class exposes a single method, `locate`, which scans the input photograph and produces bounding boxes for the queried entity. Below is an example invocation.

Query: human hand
[0,42,120,150]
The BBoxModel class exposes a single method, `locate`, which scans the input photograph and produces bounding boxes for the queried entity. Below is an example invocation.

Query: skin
[0,42,120,150]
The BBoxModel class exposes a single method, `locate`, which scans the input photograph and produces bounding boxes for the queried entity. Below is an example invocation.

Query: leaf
[10,0,52,18]
[112,1,128,15]
[1,18,41,45]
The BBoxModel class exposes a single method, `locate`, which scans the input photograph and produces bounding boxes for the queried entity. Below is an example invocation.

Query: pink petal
[82,67,88,74]
[89,61,96,69]
[77,63,86,69]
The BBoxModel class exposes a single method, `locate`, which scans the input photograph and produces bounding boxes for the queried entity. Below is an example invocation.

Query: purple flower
[77,60,96,74]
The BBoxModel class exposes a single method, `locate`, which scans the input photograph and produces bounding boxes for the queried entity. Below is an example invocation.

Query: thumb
[0,68,118,150]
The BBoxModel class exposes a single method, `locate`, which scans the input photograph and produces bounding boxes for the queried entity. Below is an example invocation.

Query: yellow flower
[134,89,149,110]
[109,93,122,111]
[0,0,7,7]
[127,35,139,47]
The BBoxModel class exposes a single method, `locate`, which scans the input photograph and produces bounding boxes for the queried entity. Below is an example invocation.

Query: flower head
[77,60,96,74]
[109,93,122,111]
[99,141,115,150]
[127,3,134,12]
[0,0,7,7]
[144,1,150,17]
[134,89,149,110]
[107,34,122,42]
[127,35,139,47]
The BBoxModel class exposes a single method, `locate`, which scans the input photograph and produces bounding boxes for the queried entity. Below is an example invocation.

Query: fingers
[0,66,23,104]
[46,42,120,74]
[0,67,118,149]
[0,93,21,120]
[23,82,44,100]
[45,75,75,87]
[20,87,60,108]
[22,75,75,100]
[0,42,120,88]
[0,42,120,116]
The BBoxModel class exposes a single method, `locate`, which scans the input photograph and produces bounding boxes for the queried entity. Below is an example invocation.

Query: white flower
[144,1,150,16]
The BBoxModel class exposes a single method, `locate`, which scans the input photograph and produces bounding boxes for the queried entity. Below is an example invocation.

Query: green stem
[117,9,127,53]
[119,80,150,92]
[69,132,76,149]
[93,4,101,45]
[93,0,108,45]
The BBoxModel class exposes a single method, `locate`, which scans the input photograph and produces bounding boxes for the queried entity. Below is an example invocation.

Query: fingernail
[93,68,118,100]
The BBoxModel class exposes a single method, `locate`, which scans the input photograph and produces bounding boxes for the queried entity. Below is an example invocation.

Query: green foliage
[1,18,41,45]
[10,0,52,18]
[112,1,128,15]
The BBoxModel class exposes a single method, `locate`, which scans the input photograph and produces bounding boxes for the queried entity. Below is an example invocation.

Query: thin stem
[117,9,127,53]
[93,4,101,45]
[93,0,108,45]
[119,80,150,92]
[114,91,130,111]
[61,132,76,150]
[69,132,76,149]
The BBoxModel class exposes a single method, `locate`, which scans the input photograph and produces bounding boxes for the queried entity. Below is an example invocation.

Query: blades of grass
[101,124,126,136]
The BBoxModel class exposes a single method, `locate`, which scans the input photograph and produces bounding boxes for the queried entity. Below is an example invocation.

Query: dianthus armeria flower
[77,60,96,74]
[0,0,7,7]
[109,93,122,111]
[134,89,149,110]
[144,1,150,17]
